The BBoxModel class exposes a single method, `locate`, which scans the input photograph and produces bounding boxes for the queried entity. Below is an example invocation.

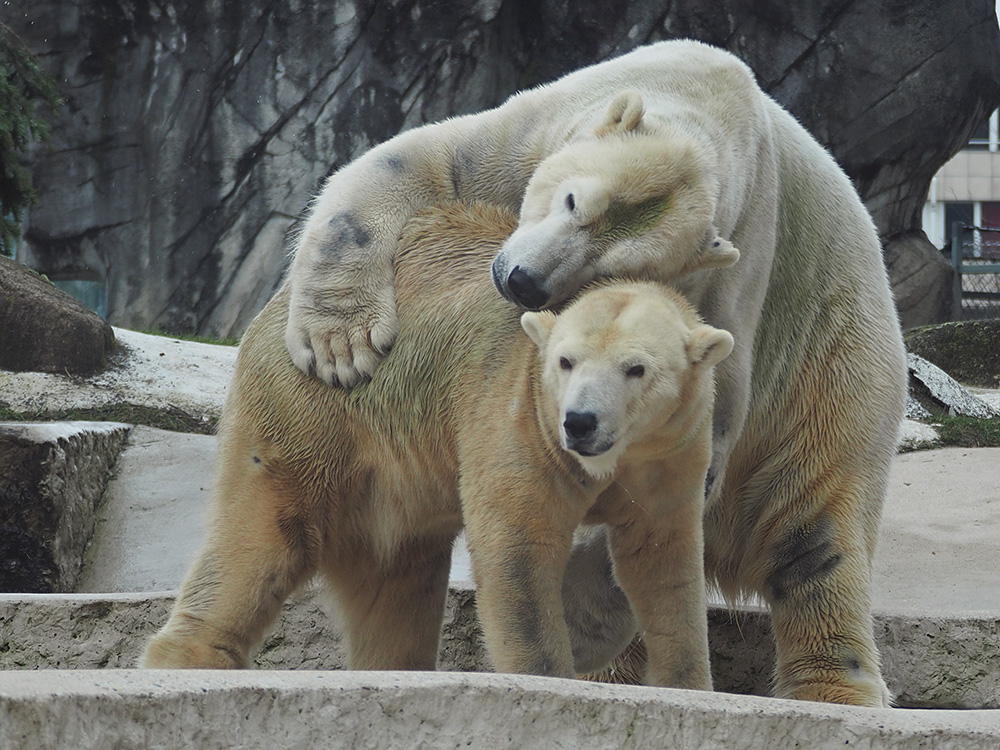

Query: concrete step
[1,586,997,709]
[0,422,131,592]
[2,670,998,750]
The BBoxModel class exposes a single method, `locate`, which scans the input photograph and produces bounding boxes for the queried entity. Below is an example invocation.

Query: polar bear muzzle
[562,410,604,456]
[503,265,551,310]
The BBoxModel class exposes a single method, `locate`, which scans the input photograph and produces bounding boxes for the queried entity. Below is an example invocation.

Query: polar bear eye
[559,357,573,371]
[626,364,645,378]
[565,193,576,212]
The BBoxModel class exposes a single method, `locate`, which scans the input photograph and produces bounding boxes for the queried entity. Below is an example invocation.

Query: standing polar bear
[283,39,907,706]
[142,201,736,691]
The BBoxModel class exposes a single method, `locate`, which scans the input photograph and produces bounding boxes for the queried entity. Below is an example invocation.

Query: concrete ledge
[2,588,997,709]
[0,422,131,592]
[1,670,998,750]
[0,587,490,674]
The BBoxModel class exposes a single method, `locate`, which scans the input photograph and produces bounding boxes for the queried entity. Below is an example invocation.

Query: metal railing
[951,222,1000,320]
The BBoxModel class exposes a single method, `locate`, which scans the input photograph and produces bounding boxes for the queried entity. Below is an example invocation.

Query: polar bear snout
[492,255,553,310]
[506,266,550,310]
[564,410,598,444]
[563,410,614,457]
[492,229,590,310]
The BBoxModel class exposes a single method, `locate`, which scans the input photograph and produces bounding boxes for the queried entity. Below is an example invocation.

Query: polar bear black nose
[507,266,549,310]
[564,411,598,440]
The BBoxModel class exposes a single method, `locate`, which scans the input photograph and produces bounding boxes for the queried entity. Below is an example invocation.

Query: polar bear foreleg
[602,466,713,691]
[462,475,582,678]
[285,124,471,387]
[561,525,639,673]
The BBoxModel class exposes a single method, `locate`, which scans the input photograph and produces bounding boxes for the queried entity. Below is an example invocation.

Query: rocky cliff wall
[7,0,1000,335]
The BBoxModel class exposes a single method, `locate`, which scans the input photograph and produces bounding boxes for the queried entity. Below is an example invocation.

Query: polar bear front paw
[285,281,399,387]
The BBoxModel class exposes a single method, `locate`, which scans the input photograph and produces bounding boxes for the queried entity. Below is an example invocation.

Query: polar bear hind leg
[320,534,455,670]
[140,458,321,669]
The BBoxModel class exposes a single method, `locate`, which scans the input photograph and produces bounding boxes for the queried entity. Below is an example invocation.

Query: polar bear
[141,201,736,690]
[281,39,907,706]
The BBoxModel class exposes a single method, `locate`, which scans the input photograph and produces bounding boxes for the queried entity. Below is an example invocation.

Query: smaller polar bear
[141,202,736,689]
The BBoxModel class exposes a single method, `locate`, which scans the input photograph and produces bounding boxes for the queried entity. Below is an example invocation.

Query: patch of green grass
[930,415,1000,449]
[0,404,216,435]
[138,328,240,347]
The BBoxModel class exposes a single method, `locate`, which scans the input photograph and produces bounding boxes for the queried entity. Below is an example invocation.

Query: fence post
[951,222,964,321]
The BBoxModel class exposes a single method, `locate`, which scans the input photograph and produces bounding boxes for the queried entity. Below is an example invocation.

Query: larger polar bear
[284,39,907,706]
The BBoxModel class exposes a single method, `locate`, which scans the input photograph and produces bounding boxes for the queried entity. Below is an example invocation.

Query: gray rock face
[885,232,954,331]
[8,1,1000,336]
[0,422,131,593]
[0,257,115,375]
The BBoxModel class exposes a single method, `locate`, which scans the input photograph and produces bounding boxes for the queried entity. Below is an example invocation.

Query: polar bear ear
[521,311,557,349]
[595,91,645,137]
[687,231,741,274]
[686,325,734,370]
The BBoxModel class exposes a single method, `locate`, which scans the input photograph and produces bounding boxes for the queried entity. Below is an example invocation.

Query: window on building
[982,202,1000,229]
[967,110,999,151]
[945,203,975,245]
[969,116,990,150]
[981,202,1000,259]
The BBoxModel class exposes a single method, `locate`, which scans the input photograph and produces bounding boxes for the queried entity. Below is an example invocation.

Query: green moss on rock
[0,404,216,435]
[904,320,1000,388]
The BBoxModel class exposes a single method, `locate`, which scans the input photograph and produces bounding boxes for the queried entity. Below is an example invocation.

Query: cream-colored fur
[141,202,733,691]
[282,40,908,706]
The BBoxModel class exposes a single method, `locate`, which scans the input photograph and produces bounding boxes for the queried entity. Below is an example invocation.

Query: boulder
[907,353,999,419]
[906,319,1000,388]
[0,422,131,593]
[6,0,999,337]
[0,256,115,375]
[885,232,954,330]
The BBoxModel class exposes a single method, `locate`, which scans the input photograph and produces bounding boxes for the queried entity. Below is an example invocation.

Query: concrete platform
[74,429,1000,620]
[877,447,1000,613]
[38,427,996,709]
[1,670,998,750]
[76,426,216,593]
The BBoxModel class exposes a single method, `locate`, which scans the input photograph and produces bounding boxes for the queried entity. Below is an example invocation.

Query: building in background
[923,109,1000,249]
[924,109,1000,320]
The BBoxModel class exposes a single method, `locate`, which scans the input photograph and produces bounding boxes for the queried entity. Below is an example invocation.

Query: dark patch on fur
[504,550,556,675]
[704,468,716,498]
[449,147,478,199]
[208,641,246,668]
[276,501,320,565]
[382,154,407,173]
[324,212,371,253]
[844,655,861,672]
[766,516,842,602]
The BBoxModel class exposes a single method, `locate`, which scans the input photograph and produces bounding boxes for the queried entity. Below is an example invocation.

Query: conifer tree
[0,24,61,257]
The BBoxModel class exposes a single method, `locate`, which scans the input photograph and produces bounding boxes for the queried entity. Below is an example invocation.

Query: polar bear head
[493,93,738,311]
[521,281,733,479]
